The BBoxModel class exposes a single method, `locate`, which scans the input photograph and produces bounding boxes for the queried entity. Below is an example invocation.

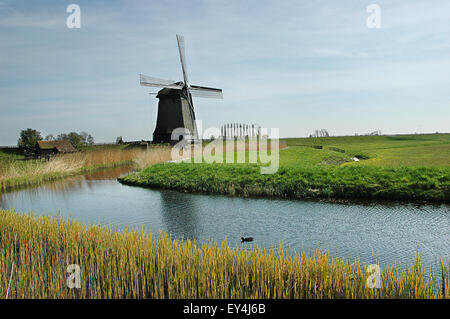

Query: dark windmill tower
[140,35,223,144]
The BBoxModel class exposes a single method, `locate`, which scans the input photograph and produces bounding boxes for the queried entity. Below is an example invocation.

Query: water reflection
[83,166,135,180]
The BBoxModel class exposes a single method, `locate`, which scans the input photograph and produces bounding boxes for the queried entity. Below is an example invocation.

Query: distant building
[37,140,78,157]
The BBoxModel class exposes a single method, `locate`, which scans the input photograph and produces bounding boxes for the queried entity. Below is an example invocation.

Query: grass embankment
[1,210,448,299]
[0,146,172,192]
[119,163,450,202]
[119,134,450,202]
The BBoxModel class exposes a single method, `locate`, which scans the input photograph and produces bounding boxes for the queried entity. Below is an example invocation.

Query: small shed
[37,140,78,157]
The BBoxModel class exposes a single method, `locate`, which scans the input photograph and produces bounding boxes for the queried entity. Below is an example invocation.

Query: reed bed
[0,209,448,299]
[0,146,172,192]
[132,146,173,169]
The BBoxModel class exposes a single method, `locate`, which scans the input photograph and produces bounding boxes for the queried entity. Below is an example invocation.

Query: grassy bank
[119,163,450,202]
[0,146,172,192]
[119,134,450,202]
[1,209,448,299]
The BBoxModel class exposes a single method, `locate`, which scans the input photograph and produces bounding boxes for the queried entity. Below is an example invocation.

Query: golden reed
[1,210,448,299]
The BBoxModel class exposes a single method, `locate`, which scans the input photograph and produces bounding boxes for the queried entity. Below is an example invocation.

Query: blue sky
[0,0,449,144]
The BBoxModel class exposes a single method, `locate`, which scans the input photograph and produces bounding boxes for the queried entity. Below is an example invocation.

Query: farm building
[37,140,78,157]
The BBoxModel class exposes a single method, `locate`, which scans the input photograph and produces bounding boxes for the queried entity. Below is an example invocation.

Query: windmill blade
[139,74,183,89]
[189,85,223,99]
[176,34,189,86]
[190,90,223,99]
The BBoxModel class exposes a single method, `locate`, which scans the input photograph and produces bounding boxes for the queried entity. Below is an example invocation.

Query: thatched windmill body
[140,35,223,144]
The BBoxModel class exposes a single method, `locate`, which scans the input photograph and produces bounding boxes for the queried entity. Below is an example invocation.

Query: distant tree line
[17,128,95,150]
[354,130,381,136]
[45,132,94,149]
[309,129,330,138]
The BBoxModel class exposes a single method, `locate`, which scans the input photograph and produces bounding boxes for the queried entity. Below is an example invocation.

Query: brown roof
[38,140,78,153]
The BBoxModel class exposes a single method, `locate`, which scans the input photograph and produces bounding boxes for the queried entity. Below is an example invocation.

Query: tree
[310,129,329,138]
[116,136,124,144]
[80,131,89,144]
[18,128,42,149]
[86,134,94,145]
[67,132,84,149]
[57,133,68,141]
[56,131,94,148]
[44,134,55,141]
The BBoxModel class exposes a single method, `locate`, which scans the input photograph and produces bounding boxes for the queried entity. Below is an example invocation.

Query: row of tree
[18,128,95,150]
[309,129,330,138]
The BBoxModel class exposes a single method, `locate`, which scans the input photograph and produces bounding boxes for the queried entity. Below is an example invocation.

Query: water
[1,166,449,270]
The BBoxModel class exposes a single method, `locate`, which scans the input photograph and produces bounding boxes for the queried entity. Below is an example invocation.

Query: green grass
[284,133,450,167]
[279,146,351,167]
[0,149,27,170]
[0,150,25,162]
[120,163,450,202]
[1,209,448,298]
[119,134,450,202]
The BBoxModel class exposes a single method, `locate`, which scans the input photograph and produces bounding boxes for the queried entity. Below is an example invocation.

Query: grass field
[284,133,450,167]
[119,134,450,202]
[1,209,448,299]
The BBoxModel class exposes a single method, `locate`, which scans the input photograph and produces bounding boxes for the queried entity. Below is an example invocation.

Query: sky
[0,0,449,144]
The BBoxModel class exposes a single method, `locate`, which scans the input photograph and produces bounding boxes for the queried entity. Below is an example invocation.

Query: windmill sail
[176,34,189,86]
[140,74,184,89]
[190,85,223,99]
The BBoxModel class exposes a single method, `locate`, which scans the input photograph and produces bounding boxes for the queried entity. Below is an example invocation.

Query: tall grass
[0,209,448,299]
[132,146,173,169]
[0,146,172,192]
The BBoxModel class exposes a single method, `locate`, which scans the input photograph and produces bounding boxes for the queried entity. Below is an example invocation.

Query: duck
[240,236,254,243]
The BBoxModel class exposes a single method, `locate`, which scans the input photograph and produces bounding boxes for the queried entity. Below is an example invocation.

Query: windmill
[140,34,223,144]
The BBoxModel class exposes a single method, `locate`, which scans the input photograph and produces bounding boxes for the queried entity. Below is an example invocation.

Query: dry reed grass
[132,146,173,169]
[0,146,172,192]
[0,209,448,299]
